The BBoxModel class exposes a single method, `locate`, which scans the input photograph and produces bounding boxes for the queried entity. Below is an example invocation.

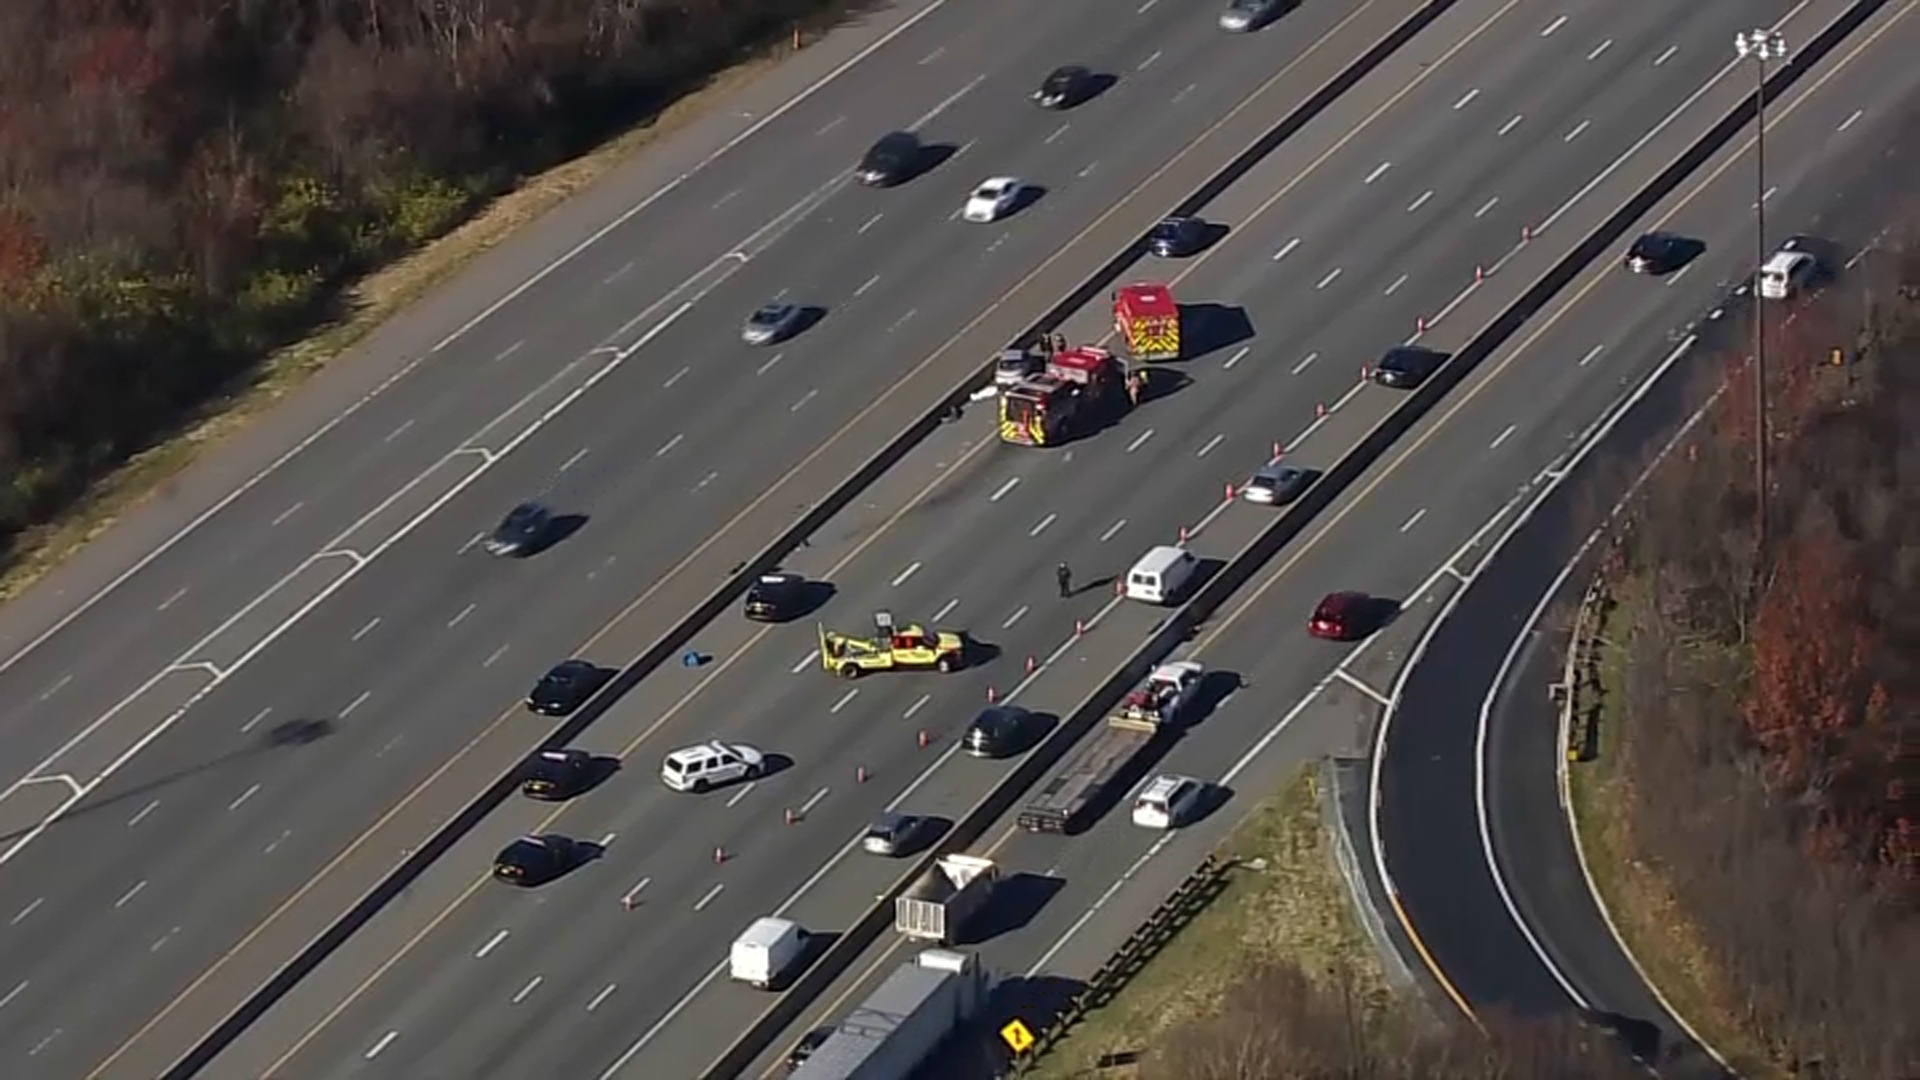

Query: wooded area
[1140,956,1644,1079]
[0,0,842,559]
[1598,227,1920,1076]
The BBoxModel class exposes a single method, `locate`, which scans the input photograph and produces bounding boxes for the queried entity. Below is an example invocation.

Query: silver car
[741,302,803,345]
[1219,0,1281,32]
[861,811,930,856]
[1241,462,1311,506]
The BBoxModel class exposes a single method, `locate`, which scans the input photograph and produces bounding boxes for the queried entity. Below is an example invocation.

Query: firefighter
[1053,333,1068,353]
[1056,561,1073,598]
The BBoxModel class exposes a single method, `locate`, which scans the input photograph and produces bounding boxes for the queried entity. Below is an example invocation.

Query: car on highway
[520,749,596,800]
[1148,215,1206,257]
[1308,591,1372,641]
[1623,230,1692,275]
[862,811,934,856]
[963,177,1024,223]
[742,301,804,345]
[525,659,605,716]
[857,130,921,186]
[1131,774,1205,830]
[1218,0,1282,32]
[483,501,551,556]
[1240,461,1312,506]
[963,705,1035,758]
[1369,345,1444,389]
[744,571,809,621]
[1032,64,1094,109]
[661,740,765,792]
[492,834,576,885]
[784,1025,835,1070]
[1757,240,1818,300]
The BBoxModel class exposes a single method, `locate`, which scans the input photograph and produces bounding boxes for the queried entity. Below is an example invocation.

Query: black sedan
[484,501,551,557]
[856,131,920,186]
[963,705,1034,758]
[1370,346,1445,389]
[492,834,574,885]
[744,571,808,621]
[1032,65,1094,109]
[525,659,604,716]
[521,749,595,800]
[1624,231,1692,275]
[1148,216,1207,257]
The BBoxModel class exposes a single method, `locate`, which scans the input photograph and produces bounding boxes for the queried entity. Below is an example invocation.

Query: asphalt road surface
[0,0,1439,1075]
[1379,8,1920,1077]
[183,0,1890,1076]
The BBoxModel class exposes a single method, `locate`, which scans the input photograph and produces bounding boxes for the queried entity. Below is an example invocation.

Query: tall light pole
[1736,28,1787,566]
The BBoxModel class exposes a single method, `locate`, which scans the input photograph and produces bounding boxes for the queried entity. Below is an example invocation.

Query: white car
[1132,774,1205,830]
[1757,243,1816,300]
[963,177,1024,223]
[661,740,765,792]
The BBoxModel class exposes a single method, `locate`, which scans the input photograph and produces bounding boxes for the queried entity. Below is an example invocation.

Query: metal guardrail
[1558,574,1613,764]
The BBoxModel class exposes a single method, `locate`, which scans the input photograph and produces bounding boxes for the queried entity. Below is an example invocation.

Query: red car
[1309,591,1371,641]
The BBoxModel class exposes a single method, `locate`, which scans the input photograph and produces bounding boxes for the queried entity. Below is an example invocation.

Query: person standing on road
[1057,561,1073,598]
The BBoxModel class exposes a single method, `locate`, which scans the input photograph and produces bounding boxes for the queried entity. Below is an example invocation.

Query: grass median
[1022,766,1390,1079]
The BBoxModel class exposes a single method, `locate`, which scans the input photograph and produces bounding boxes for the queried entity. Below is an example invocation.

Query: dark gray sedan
[742,302,804,345]
[1219,0,1283,32]
[484,501,551,556]
[1241,462,1312,506]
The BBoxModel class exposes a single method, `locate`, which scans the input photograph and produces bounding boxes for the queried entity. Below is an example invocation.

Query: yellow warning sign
[1001,1018,1036,1054]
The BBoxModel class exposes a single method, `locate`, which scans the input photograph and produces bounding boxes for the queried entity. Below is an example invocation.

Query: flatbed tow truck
[1017,660,1205,833]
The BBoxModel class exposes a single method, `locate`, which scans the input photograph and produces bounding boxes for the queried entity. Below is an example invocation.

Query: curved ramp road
[0,1,1427,1075]
[187,0,1871,1074]
[1376,7,1920,1075]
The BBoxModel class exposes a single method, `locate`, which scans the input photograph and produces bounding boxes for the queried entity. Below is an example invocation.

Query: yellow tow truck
[818,611,967,679]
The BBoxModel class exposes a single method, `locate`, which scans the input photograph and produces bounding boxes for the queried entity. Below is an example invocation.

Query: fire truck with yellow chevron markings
[1113,281,1180,361]
[997,345,1131,447]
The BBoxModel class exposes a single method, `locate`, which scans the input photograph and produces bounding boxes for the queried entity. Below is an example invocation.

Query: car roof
[1254,461,1301,481]
[1380,345,1437,368]
[509,501,547,516]
[758,572,801,585]
[537,749,576,763]
[1319,591,1363,610]
[873,130,917,147]
[973,705,1025,725]
[1762,250,1811,272]
[1141,774,1194,800]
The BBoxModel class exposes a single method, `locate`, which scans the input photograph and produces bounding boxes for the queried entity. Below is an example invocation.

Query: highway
[176,0,1871,1075]
[0,0,1438,1075]
[1378,6,1920,1077]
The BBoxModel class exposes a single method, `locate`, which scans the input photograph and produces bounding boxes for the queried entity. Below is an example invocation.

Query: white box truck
[730,916,808,989]
[789,949,994,1080]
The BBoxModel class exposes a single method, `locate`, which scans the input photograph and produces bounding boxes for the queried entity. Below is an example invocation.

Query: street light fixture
[1735,28,1787,566]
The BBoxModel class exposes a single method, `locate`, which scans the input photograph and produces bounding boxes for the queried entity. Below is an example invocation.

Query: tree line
[0,0,846,561]
[1594,223,1920,1076]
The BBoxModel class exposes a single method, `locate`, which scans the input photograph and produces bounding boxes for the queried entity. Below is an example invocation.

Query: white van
[1125,544,1199,604]
[730,916,808,989]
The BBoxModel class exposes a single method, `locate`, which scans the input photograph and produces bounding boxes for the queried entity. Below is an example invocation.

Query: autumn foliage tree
[0,0,851,560]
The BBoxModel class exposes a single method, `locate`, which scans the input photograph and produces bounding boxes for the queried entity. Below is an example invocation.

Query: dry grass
[1025,767,1390,1079]
[1565,582,1786,1080]
[0,31,818,604]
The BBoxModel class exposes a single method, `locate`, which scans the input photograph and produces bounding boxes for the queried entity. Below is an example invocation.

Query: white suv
[1757,243,1816,300]
[1131,774,1205,830]
[661,741,765,792]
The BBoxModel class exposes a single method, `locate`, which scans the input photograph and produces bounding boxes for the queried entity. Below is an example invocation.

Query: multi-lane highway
[1377,6,1920,1077]
[161,0,1894,1075]
[0,0,1441,1075]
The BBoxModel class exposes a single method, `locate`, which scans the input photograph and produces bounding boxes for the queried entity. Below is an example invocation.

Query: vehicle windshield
[1231,0,1262,9]
[1152,220,1181,239]
[753,305,785,323]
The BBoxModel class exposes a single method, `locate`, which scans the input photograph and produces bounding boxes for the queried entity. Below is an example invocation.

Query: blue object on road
[682,650,707,668]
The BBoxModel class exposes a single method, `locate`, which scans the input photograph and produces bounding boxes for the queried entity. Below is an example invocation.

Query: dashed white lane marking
[655,433,684,457]
[756,352,784,376]
[800,787,830,816]
[790,389,818,413]
[37,674,72,701]
[11,899,42,925]
[1541,14,1567,35]
[476,930,509,959]
[904,694,931,720]
[483,644,510,668]
[448,603,476,629]
[1564,119,1591,142]
[30,1030,59,1056]
[1002,605,1029,629]
[241,707,272,733]
[365,1032,399,1060]
[858,213,883,234]
[1224,346,1250,369]
[588,984,618,1012]
[694,884,726,911]
[127,802,158,828]
[1838,108,1863,131]
[791,652,817,675]
[1197,434,1224,458]
[561,447,590,471]
[663,366,689,389]
[1126,429,1155,453]
[264,830,289,854]
[114,880,146,909]
[726,784,756,809]
[228,784,259,812]
[271,503,302,527]
[1100,519,1127,542]
[1452,88,1479,110]
[511,976,543,1004]
[1272,237,1300,261]
[892,562,920,587]
[1579,344,1605,367]
[1498,114,1523,136]
[1138,0,1158,11]
[854,274,880,297]
[1363,161,1391,184]
[1030,513,1056,537]
[351,617,381,642]
[932,597,959,621]
[1489,423,1517,450]
[384,419,414,443]
[710,191,739,210]
[1400,508,1428,532]
[0,980,27,1012]
[1586,38,1612,61]
[1384,274,1408,296]
[603,261,635,285]
[157,587,188,612]
[1046,123,1070,144]
[1475,196,1502,219]
[1653,44,1677,66]
[1137,50,1161,72]
[831,688,859,714]
[1407,190,1433,213]
[1753,185,1777,208]
[1315,267,1342,290]
[340,690,371,718]
[817,116,844,135]
[1292,352,1318,375]
[990,477,1020,502]
[1173,83,1195,104]
[493,341,523,363]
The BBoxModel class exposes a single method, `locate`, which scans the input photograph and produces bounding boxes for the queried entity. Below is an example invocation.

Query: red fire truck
[997,346,1130,447]
[1113,282,1180,361]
